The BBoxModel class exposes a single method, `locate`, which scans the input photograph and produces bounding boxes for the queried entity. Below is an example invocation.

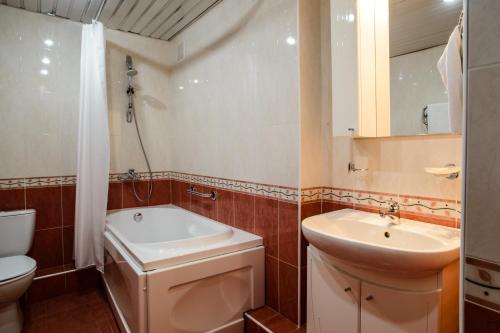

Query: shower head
[126,55,138,76]
[127,68,138,76]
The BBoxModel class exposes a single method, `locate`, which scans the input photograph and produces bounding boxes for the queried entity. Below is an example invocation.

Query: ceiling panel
[139,0,184,36]
[1,0,221,41]
[68,0,89,21]
[161,0,218,40]
[118,0,153,31]
[390,0,462,57]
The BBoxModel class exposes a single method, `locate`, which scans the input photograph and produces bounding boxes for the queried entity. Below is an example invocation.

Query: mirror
[389,0,463,136]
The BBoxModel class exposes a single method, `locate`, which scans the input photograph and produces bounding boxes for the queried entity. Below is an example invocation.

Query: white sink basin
[302,209,460,277]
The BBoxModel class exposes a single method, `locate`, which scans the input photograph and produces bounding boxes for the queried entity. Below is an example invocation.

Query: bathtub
[103,205,265,333]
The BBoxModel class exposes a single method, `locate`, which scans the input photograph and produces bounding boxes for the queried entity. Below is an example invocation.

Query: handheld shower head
[126,55,138,76]
[127,68,138,76]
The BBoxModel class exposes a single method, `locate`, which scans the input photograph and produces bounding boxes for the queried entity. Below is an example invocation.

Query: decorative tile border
[0,171,299,202]
[170,172,299,202]
[301,186,461,221]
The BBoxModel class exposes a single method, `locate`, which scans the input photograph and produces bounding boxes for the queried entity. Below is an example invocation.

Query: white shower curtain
[75,21,109,271]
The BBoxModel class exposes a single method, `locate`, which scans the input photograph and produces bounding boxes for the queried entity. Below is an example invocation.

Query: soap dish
[424,164,460,179]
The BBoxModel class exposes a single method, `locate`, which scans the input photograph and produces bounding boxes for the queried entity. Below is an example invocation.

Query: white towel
[437,26,463,133]
[426,103,451,134]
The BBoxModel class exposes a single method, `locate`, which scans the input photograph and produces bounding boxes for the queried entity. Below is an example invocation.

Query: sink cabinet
[307,246,458,333]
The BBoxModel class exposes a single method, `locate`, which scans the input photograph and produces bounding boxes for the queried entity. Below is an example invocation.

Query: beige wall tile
[468,0,500,68]
[465,64,500,262]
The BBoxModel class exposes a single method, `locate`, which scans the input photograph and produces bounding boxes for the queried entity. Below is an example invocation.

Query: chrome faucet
[120,169,140,181]
[379,200,400,223]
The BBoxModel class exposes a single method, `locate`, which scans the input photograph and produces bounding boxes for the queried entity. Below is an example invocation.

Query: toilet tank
[0,209,36,257]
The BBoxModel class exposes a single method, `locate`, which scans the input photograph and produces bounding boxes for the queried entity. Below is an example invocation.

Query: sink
[302,209,460,277]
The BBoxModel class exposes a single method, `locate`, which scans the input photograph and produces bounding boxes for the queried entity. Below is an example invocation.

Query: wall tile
[107,182,122,210]
[190,185,216,219]
[30,228,63,270]
[26,186,62,230]
[468,0,500,68]
[234,192,255,233]
[279,261,298,324]
[0,188,25,211]
[465,301,500,332]
[149,179,171,206]
[279,201,298,266]
[322,200,352,213]
[63,226,74,265]
[61,185,75,226]
[300,201,321,221]
[255,196,279,258]
[265,255,280,312]
[216,189,234,226]
[171,180,191,210]
[465,65,500,263]
[122,181,149,208]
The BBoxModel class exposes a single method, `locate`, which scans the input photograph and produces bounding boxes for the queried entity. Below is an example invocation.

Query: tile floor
[22,288,119,333]
[245,306,306,333]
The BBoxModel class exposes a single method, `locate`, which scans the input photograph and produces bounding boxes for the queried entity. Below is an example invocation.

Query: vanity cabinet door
[310,255,360,333]
[360,282,441,333]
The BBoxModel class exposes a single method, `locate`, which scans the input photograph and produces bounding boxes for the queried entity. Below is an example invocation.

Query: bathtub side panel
[104,234,147,333]
[147,246,265,333]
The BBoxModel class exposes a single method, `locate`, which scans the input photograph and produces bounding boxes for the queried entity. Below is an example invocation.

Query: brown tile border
[465,294,500,313]
[466,257,500,272]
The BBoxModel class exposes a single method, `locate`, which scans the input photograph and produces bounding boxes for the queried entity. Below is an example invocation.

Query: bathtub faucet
[119,169,141,181]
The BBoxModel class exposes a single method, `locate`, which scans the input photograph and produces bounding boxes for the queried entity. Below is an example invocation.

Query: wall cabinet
[307,246,458,333]
[331,0,390,137]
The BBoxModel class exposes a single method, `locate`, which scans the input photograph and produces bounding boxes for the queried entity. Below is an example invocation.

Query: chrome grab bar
[187,186,217,201]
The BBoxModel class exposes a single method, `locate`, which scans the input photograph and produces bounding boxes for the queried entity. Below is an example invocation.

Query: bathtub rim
[105,204,263,271]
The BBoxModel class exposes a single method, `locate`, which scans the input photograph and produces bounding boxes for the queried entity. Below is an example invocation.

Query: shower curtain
[75,21,109,271]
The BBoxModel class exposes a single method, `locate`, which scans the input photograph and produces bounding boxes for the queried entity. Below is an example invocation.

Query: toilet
[0,210,37,333]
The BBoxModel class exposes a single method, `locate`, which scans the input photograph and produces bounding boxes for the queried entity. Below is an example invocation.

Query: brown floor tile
[247,306,279,323]
[24,288,119,333]
[263,315,298,333]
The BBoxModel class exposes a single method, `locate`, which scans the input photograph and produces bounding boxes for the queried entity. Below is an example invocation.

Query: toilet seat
[0,256,36,285]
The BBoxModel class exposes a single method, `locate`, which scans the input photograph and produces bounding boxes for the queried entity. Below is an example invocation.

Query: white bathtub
[103,205,265,333]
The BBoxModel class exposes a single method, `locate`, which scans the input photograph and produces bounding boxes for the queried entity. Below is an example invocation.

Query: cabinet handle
[344,287,352,292]
[365,295,374,301]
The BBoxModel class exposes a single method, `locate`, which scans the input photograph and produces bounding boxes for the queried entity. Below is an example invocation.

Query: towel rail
[187,186,217,201]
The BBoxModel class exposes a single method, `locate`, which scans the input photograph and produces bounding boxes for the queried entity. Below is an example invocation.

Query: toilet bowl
[0,210,36,333]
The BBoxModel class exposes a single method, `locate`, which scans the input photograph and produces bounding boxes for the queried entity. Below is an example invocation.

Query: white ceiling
[0,0,221,40]
[390,0,462,57]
